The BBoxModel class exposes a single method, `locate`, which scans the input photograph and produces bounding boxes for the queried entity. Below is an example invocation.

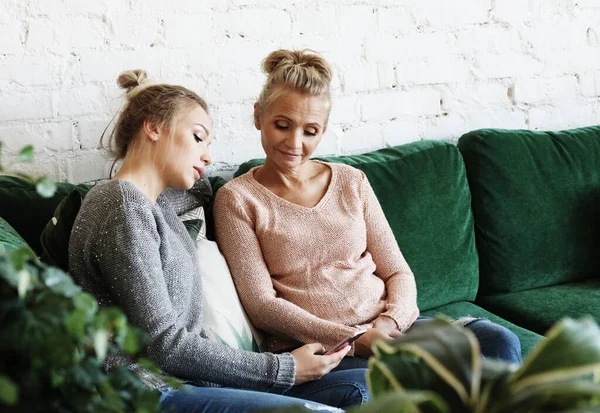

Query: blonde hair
[102,69,209,176]
[256,49,333,118]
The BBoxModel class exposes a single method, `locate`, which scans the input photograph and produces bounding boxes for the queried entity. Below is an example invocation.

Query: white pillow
[194,237,264,352]
[179,207,263,351]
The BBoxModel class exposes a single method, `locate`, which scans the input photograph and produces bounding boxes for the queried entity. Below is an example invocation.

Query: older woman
[214,49,522,369]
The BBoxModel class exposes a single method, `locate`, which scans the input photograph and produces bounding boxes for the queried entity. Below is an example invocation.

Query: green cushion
[0,177,91,254]
[39,191,83,272]
[458,127,600,294]
[234,141,479,311]
[422,300,544,357]
[0,216,34,255]
[478,280,600,337]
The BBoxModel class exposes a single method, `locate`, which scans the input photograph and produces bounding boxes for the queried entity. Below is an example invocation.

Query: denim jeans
[332,316,523,372]
[159,368,369,413]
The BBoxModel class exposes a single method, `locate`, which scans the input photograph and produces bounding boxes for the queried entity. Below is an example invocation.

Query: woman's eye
[305,130,317,136]
[193,133,203,143]
[275,123,288,130]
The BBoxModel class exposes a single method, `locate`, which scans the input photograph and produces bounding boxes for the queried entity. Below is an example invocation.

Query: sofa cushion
[422,300,543,357]
[234,141,479,311]
[39,191,83,272]
[0,216,34,255]
[458,127,600,294]
[477,279,600,337]
[0,177,91,254]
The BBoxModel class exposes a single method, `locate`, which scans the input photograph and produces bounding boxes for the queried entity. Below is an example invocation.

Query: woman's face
[255,89,328,169]
[157,104,213,190]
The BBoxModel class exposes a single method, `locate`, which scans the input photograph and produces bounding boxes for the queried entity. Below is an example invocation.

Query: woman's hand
[291,343,350,384]
[372,315,399,331]
[354,328,402,358]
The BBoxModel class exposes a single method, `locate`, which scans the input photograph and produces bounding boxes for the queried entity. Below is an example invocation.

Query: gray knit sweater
[68,179,296,391]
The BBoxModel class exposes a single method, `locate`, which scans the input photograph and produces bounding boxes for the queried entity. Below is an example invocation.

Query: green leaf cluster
[0,247,161,412]
[262,317,600,413]
[0,143,57,198]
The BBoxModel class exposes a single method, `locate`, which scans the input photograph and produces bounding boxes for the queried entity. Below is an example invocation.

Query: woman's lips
[193,166,204,179]
[280,150,301,159]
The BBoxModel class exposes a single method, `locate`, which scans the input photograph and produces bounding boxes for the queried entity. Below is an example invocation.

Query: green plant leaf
[41,266,79,297]
[117,325,143,354]
[500,381,600,413]
[9,247,37,271]
[17,145,34,162]
[372,318,481,407]
[94,328,109,362]
[0,374,18,405]
[67,308,88,341]
[73,292,98,317]
[511,318,600,392]
[36,176,56,198]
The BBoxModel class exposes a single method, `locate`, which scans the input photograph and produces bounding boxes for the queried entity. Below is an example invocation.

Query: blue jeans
[332,317,523,372]
[159,368,369,413]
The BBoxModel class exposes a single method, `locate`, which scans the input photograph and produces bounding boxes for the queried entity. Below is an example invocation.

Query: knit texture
[214,162,419,354]
[68,179,296,391]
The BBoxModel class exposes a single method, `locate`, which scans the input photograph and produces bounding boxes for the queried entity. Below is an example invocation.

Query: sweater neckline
[246,160,337,212]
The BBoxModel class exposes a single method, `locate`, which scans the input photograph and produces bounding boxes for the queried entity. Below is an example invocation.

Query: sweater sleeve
[359,171,420,332]
[93,200,295,391]
[213,186,358,351]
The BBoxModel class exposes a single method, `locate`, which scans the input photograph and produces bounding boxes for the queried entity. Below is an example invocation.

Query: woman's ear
[253,103,261,131]
[143,120,161,142]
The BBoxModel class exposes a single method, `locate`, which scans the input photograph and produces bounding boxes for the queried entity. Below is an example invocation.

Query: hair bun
[117,69,149,92]
[262,49,332,83]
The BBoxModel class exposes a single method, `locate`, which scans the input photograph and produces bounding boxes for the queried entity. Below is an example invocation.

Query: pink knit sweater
[213,162,419,353]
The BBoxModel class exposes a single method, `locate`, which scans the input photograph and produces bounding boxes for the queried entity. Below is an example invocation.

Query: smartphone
[321,329,368,355]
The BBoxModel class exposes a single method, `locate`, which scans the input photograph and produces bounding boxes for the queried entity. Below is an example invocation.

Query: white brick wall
[1,0,600,182]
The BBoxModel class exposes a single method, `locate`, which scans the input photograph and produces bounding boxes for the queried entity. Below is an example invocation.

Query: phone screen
[322,329,367,355]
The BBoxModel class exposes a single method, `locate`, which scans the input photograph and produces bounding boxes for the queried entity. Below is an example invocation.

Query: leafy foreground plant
[0,248,162,412]
[263,317,600,413]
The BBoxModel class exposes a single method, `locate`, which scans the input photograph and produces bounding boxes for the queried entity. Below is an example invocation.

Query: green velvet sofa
[2,125,599,357]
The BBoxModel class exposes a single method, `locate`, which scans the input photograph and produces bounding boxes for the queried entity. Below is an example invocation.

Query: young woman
[213,49,523,371]
[68,69,369,413]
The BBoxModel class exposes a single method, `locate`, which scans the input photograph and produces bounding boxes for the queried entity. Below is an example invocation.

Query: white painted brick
[514,76,579,104]
[24,0,126,15]
[419,114,466,141]
[329,95,360,125]
[163,13,214,46]
[463,110,528,131]
[342,65,379,93]
[218,9,291,39]
[411,0,491,28]
[0,125,42,154]
[8,154,62,181]
[578,72,598,97]
[293,5,337,36]
[301,36,364,67]
[81,50,164,82]
[396,57,473,85]
[53,86,107,117]
[111,14,161,47]
[205,72,263,104]
[474,53,545,79]
[377,7,415,35]
[77,119,113,150]
[455,26,521,54]
[66,151,112,183]
[0,93,53,121]
[541,48,600,73]
[312,128,339,157]
[378,64,396,89]
[340,123,383,154]
[0,122,71,153]
[382,119,420,147]
[361,89,441,121]
[492,0,532,24]
[339,6,377,38]
[528,104,596,130]
[442,83,513,111]
[186,42,275,75]
[0,21,22,54]
[27,17,107,51]
[0,56,58,86]
[365,32,454,63]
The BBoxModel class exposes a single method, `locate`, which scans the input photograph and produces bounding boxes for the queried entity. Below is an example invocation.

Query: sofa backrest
[0,177,91,254]
[458,126,600,295]
[234,141,479,311]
